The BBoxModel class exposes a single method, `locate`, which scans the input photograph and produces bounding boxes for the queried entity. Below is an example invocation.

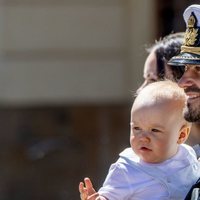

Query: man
[168,4,200,124]
[168,4,200,200]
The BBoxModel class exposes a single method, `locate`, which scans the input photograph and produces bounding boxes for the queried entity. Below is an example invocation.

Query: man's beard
[183,101,200,122]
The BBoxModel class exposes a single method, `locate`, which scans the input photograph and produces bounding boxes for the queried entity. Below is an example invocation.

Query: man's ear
[177,125,191,144]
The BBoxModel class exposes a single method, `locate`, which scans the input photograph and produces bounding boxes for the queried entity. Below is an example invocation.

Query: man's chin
[183,102,200,122]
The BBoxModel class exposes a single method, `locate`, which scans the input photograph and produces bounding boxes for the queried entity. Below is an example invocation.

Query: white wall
[0,0,156,105]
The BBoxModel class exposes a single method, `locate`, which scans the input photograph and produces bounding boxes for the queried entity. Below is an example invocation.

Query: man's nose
[178,69,194,89]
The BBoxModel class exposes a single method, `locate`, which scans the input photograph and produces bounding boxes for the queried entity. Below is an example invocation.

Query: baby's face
[130,98,184,163]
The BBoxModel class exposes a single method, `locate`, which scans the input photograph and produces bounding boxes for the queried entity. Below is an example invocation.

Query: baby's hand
[79,177,99,200]
[79,181,88,200]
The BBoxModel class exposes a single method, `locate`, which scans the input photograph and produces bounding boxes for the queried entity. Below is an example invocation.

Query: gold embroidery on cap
[171,55,200,60]
[184,13,198,46]
[181,45,200,55]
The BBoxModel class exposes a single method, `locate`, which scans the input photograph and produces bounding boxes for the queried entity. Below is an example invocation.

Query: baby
[79,80,200,200]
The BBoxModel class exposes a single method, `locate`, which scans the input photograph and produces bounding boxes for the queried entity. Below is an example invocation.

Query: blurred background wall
[0,0,199,199]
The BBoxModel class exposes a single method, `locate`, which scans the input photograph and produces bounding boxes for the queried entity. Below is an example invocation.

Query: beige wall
[128,0,156,89]
[0,0,156,105]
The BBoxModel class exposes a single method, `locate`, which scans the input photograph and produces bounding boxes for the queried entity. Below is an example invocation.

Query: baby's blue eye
[151,129,160,132]
[133,127,141,131]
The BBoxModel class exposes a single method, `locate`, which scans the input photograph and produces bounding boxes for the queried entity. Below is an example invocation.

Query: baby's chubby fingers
[84,178,94,191]
[79,181,86,193]
[79,181,88,200]
[79,177,98,200]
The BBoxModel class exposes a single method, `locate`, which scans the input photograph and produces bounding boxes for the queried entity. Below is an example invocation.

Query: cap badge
[184,12,198,46]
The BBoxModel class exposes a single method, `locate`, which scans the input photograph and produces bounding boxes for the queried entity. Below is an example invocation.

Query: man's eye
[195,66,200,72]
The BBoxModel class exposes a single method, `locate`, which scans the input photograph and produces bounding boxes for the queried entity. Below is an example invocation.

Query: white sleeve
[98,162,132,200]
[193,144,200,158]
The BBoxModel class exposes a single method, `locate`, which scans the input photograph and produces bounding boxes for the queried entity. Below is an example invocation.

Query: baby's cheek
[130,135,137,147]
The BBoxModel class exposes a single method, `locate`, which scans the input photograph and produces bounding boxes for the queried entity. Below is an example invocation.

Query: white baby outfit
[98,144,200,200]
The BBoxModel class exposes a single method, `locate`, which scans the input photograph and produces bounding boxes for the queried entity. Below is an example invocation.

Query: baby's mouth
[140,147,152,151]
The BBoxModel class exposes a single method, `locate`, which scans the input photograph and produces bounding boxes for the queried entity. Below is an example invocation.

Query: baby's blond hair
[137,80,186,103]
[135,80,190,127]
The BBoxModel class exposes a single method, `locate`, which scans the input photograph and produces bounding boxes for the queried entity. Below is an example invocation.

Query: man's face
[178,65,200,122]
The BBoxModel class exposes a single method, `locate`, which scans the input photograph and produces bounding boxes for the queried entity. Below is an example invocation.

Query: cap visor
[168,52,200,66]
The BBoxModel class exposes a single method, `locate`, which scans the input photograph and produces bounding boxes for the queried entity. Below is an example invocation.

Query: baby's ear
[177,125,191,144]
